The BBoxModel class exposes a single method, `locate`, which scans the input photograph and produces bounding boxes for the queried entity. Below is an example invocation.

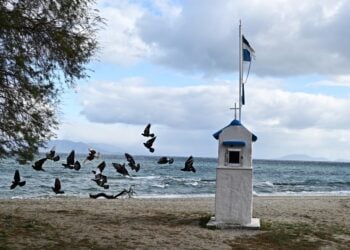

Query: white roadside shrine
[206,117,260,229]
[207,21,260,229]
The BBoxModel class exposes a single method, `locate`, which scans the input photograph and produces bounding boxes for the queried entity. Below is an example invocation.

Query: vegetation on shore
[0,210,349,249]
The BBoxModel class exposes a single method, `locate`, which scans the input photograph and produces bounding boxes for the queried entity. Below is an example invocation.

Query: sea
[1,154,350,199]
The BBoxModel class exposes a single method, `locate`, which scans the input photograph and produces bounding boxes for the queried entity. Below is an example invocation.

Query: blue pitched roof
[213,119,258,142]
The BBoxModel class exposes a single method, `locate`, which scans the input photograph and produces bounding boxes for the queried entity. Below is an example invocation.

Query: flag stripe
[242,35,255,53]
[243,49,251,62]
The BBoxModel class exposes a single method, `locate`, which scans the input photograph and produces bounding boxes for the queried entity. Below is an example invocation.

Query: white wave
[135,193,215,199]
[131,176,161,180]
[151,184,168,188]
[255,190,350,197]
[255,181,274,187]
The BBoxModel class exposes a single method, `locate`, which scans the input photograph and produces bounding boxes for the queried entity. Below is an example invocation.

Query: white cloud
[79,77,350,131]
[72,76,350,160]
[96,0,350,76]
[96,0,151,65]
[79,78,234,129]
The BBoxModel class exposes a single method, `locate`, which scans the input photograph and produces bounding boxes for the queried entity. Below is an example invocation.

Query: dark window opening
[228,151,240,164]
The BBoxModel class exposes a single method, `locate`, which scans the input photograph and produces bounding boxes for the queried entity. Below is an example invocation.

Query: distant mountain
[277,154,329,162]
[40,140,123,154]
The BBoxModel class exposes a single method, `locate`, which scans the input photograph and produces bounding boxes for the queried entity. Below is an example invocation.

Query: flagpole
[238,20,243,121]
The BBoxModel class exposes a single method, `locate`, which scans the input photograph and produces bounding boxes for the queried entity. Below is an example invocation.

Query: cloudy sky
[57,0,350,161]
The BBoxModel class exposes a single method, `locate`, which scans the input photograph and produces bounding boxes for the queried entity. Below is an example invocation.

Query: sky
[57,0,350,161]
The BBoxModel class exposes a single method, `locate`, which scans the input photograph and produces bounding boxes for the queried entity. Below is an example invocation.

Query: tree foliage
[0,0,102,162]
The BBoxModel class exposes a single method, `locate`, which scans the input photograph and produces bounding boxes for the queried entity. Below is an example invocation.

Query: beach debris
[84,148,100,163]
[157,157,174,164]
[46,146,60,161]
[116,185,136,198]
[89,193,116,199]
[143,136,156,153]
[125,153,140,172]
[181,156,196,173]
[142,123,155,137]
[91,161,109,189]
[89,186,135,199]
[32,157,47,171]
[52,178,64,194]
[10,170,26,189]
[62,150,81,170]
[112,162,130,176]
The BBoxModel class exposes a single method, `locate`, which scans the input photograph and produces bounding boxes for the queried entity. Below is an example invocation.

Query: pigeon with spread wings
[143,136,156,153]
[46,146,60,161]
[62,150,81,171]
[181,155,196,173]
[157,157,174,164]
[52,178,64,194]
[91,161,109,189]
[84,148,100,163]
[32,158,47,171]
[10,170,26,189]
[124,153,140,172]
[142,123,155,137]
[112,163,130,176]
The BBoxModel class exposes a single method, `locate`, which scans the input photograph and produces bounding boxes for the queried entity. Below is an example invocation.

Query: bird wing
[55,178,61,190]
[112,163,120,170]
[125,153,135,165]
[52,155,60,161]
[66,150,75,165]
[35,158,47,168]
[143,123,151,135]
[14,170,20,182]
[97,161,106,173]
[46,146,56,158]
[145,136,156,147]
[185,156,193,168]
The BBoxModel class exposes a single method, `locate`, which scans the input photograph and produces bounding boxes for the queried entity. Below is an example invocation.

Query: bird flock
[9,124,197,198]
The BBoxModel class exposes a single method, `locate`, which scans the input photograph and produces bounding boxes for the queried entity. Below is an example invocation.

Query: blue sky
[57,0,350,161]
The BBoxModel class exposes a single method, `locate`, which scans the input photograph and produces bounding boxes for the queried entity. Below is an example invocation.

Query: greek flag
[242,35,255,62]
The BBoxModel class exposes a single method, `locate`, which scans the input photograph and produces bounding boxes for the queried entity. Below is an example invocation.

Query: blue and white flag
[242,35,255,62]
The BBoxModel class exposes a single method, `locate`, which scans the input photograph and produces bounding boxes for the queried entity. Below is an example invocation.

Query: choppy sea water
[0,154,349,199]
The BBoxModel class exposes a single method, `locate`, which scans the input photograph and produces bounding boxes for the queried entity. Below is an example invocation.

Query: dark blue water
[1,155,349,199]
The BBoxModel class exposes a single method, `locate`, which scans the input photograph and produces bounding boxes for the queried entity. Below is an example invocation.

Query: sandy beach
[0,196,349,249]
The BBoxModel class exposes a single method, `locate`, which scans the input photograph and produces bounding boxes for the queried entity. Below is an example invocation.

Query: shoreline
[0,196,349,249]
[2,191,350,200]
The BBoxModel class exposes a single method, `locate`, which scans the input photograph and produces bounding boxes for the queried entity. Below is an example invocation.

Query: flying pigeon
[157,157,174,164]
[10,170,26,189]
[143,136,156,153]
[46,146,60,161]
[91,175,109,189]
[52,178,64,194]
[62,150,81,170]
[124,153,140,172]
[181,155,196,173]
[91,161,109,189]
[142,123,155,137]
[32,158,47,171]
[84,148,100,163]
[112,163,129,176]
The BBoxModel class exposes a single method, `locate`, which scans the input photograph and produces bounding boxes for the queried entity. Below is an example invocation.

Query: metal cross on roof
[230,102,239,120]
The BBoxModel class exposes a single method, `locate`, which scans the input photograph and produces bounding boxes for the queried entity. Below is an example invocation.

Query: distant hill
[277,154,329,162]
[40,140,123,154]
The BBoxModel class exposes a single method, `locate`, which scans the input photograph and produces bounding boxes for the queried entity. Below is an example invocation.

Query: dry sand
[0,196,349,249]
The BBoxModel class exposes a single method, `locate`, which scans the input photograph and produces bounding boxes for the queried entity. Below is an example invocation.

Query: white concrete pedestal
[207,167,260,229]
